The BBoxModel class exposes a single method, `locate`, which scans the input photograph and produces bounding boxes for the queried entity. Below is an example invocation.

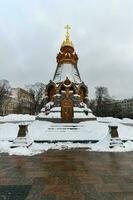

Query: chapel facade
[37,25,96,123]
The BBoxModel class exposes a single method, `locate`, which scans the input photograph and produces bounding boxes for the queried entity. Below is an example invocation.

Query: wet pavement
[0,150,133,200]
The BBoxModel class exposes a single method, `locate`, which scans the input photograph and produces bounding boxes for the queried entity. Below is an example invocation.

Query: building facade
[120,98,133,118]
[102,98,133,119]
[1,88,35,116]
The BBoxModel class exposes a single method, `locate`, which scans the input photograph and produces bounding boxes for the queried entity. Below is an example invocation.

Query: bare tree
[0,80,10,115]
[110,102,122,118]
[89,99,97,114]
[26,82,46,114]
[95,86,111,117]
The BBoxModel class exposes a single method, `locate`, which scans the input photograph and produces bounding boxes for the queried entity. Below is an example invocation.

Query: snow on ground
[0,116,133,155]
[89,136,133,152]
[122,118,133,125]
[117,124,133,140]
[9,142,91,156]
[97,117,133,125]
[28,120,108,141]
[97,117,122,123]
[0,114,35,123]
[1,140,133,156]
[0,123,19,140]
[0,141,11,153]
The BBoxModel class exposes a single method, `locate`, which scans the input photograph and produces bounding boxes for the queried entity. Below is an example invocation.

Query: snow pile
[0,141,11,153]
[9,147,32,156]
[122,118,133,125]
[0,139,133,156]
[117,124,133,140]
[89,133,125,152]
[11,135,33,148]
[97,117,122,123]
[0,114,35,122]
[0,123,19,140]
[89,137,133,152]
[3,142,91,156]
[97,117,133,126]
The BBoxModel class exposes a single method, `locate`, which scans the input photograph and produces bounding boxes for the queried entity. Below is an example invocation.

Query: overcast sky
[0,0,133,99]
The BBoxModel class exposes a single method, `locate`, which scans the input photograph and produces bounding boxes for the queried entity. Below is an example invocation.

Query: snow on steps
[110,138,125,148]
[47,124,83,133]
[31,123,99,142]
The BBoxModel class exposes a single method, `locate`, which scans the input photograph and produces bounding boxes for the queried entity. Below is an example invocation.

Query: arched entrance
[61,98,73,123]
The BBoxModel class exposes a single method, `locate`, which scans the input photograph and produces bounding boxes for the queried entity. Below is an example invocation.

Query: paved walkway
[0,150,133,200]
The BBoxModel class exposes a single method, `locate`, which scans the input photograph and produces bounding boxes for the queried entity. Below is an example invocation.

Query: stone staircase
[109,138,125,148]
[46,123,84,133]
[33,123,98,143]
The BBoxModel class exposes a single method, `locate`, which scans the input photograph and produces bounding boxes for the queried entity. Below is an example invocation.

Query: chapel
[37,25,96,123]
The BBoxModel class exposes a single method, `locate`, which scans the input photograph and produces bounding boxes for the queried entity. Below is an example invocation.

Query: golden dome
[61,39,73,48]
[61,25,74,48]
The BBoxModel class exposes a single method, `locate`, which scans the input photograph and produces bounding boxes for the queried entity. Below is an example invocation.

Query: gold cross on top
[64,24,71,40]
[65,24,71,32]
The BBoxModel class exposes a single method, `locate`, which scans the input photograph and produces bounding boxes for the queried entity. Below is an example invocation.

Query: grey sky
[0,0,133,99]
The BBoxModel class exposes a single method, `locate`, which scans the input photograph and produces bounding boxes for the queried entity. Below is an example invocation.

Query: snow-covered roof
[53,63,81,83]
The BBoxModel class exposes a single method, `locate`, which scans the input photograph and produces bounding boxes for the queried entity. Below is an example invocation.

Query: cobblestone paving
[0,150,133,200]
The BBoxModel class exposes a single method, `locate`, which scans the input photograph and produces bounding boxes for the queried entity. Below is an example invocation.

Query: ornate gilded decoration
[79,88,85,102]
[49,87,56,101]
[56,25,78,65]
[46,83,56,101]
[78,84,88,102]
[61,98,73,123]
[63,77,72,87]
